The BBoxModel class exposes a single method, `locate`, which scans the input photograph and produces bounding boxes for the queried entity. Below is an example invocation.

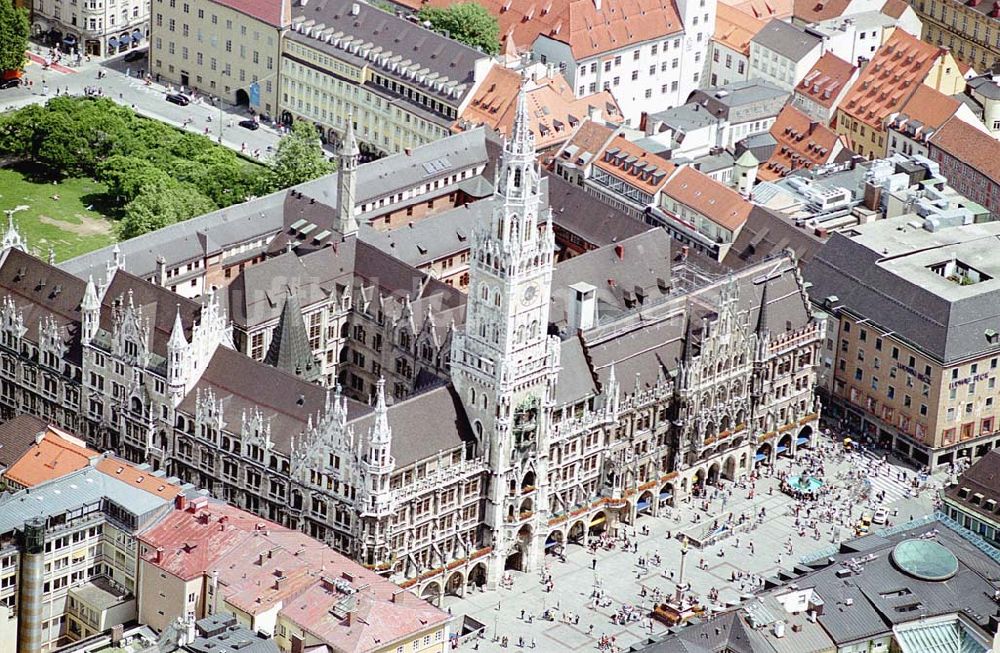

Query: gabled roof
[3,426,98,488]
[554,119,619,169]
[793,0,852,25]
[720,0,795,20]
[593,134,676,195]
[888,85,961,143]
[95,458,183,500]
[945,449,1000,525]
[881,0,909,17]
[392,0,682,57]
[662,165,753,231]
[794,51,857,110]
[840,29,945,128]
[0,414,48,471]
[751,19,823,62]
[929,116,1000,184]
[759,105,850,180]
[713,3,767,56]
[458,65,622,149]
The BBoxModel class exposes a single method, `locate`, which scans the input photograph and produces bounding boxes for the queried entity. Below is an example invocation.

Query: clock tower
[451,84,559,583]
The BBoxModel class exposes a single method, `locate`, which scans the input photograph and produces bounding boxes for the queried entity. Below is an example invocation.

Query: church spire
[264,289,321,383]
[337,116,360,237]
[1,210,27,254]
[509,82,534,156]
[371,377,391,445]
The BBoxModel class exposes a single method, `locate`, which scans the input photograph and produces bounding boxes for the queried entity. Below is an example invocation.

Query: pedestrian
[520,609,525,620]
[592,558,597,570]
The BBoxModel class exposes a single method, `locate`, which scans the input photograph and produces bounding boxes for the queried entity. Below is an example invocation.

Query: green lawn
[0,165,116,262]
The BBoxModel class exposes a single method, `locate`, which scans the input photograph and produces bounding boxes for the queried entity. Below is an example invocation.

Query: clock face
[521,283,538,305]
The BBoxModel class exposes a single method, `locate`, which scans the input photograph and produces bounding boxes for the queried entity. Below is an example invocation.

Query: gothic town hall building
[0,91,823,603]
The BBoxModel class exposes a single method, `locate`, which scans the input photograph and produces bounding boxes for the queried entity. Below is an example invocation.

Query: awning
[796,437,809,445]
[132,32,142,43]
[754,453,767,462]
[544,539,560,549]
[108,37,118,49]
[658,491,672,499]
[63,34,78,44]
[637,499,651,510]
[776,445,788,454]
[590,515,606,526]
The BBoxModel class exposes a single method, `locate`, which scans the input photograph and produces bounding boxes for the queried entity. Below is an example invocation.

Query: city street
[446,434,940,652]
[0,47,288,159]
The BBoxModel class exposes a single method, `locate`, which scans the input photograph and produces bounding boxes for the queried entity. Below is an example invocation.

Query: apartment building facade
[806,215,1000,467]
[33,0,150,57]
[149,0,288,116]
[911,0,1000,71]
[280,0,490,155]
[929,115,1000,216]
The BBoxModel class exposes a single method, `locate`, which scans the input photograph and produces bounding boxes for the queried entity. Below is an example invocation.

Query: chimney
[156,256,167,286]
[350,1,360,14]
[614,243,624,260]
[809,121,818,135]
[593,0,601,10]
[175,494,187,511]
[773,621,785,638]
[155,547,164,564]
[568,282,597,331]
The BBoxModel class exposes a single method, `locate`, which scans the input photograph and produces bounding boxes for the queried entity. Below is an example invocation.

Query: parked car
[238,119,260,131]
[0,78,22,90]
[123,49,147,62]
[166,93,190,106]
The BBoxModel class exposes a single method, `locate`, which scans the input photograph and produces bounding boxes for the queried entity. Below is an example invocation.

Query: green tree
[418,2,499,55]
[264,121,333,192]
[96,155,171,203]
[0,0,29,73]
[118,178,216,240]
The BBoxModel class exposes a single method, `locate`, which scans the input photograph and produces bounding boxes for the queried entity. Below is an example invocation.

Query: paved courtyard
[445,434,940,651]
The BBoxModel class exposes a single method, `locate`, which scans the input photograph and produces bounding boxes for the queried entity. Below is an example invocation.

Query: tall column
[18,518,45,653]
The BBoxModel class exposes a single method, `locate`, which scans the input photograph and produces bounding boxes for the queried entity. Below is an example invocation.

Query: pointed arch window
[514,167,522,188]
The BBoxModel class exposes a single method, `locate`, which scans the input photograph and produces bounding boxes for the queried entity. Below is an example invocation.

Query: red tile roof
[140,501,450,652]
[555,119,619,168]
[888,84,960,144]
[840,30,945,129]
[719,0,794,21]
[881,0,908,19]
[395,0,682,57]
[930,116,1000,184]
[96,458,183,500]
[3,427,98,488]
[760,105,849,180]
[458,65,622,149]
[713,3,766,56]
[593,134,676,194]
[213,0,288,28]
[794,52,856,110]
[662,166,752,231]
[793,0,851,24]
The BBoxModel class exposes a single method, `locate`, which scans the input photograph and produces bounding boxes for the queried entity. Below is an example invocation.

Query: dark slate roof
[686,80,790,121]
[101,269,202,358]
[289,0,484,108]
[546,173,652,249]
[551,229,676,328]
[751,19,823,62]
[264,291,322,382]
[348,384,475,468]
[945,449,1000,525]
[553,336,598,407]
[585,317,684,389]
[0,414,48,470]
[0,248,88,364]
[723,205,827,268]
[804,217,1000,363]
[178,347,370,456]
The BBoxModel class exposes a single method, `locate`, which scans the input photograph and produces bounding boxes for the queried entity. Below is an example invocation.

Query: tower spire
[337,116,360,237]
[1,210,27,254]
[372,377,391,443]
[509,82,534,156]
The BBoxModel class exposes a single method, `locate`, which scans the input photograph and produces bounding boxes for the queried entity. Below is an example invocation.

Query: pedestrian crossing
[855,451,914,504]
